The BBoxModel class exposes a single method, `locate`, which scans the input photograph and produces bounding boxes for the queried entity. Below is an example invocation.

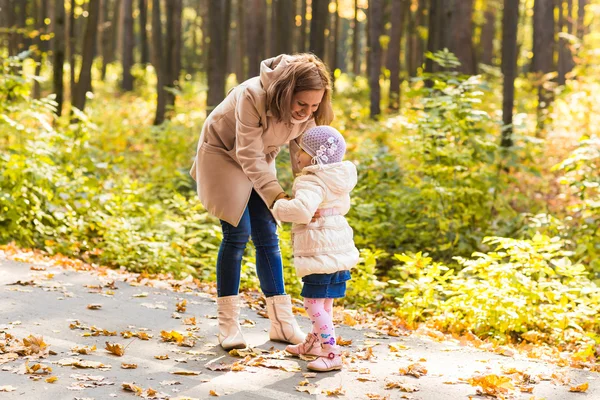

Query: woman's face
[296,149,313,170]
[291,89,324,120]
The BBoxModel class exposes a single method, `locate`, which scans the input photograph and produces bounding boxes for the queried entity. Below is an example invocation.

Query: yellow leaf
[45,376,58,383]
[336,336,353,346]
[71,345,96,355]
[398,363,427,378]
[569,382,589,392]
[467,374,514,396]
[172,370,202,376]
[154,354,169,360]
[209,389,220,396]
[176,299,187,313]
[105,342,125,357]
[121,363,138,369]
[23,335,47,354]
[122,382,143,395]
[388,342,409,352]
[87,304,102,310]
[183,317,197,325]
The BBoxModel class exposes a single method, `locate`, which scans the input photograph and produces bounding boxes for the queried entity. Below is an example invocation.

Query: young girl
[272,126,359,372]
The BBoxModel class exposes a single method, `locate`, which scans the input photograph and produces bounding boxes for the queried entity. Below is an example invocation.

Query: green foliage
[389,235,600,344]
[552,135,600,276]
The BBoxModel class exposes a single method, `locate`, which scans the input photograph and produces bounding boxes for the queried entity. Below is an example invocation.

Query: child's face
[296,149,313,170]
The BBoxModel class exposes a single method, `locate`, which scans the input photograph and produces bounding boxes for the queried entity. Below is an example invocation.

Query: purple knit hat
[299,126,347,165]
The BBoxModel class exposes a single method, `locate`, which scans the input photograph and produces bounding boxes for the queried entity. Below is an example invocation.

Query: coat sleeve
[272,180,324,225]
[235,90,285,207]
[289,118,317,176]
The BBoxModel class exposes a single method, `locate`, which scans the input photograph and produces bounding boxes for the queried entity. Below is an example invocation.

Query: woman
[190,54,333,350]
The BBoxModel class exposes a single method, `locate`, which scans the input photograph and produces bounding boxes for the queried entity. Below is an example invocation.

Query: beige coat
[272,162,359,278]
[190,55,316,227]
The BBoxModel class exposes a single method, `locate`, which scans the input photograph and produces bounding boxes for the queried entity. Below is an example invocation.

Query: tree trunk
[368,0,383,119]
[152,0,166,124]
[532,0,554,74]
[246,0,266,78]
[33,0,47,99]
[501,0,520,147]
[533,0,555,130]
[299,0,307,52]
[165,0,183,109]
[73,0,100,113]
[52,0,66,116]
[267,0,276,57]
[352,0,360,75]
[276,0,293,55]
[68,0,76,104]
[139,0,149,64]
[425,0,443,75]
[207,0,227,112]
[557,0,575,84]
[100,0,112,79]
[330,0,340,77]
[121,0,134,91]
[576,0,587,39]
[387,0,406,111]
[236,0,246,81]
[480,4,496,65]
[309,0,328,60]
[448,0,476,74]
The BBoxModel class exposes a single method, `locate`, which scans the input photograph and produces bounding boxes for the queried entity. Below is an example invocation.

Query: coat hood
[260,54,296,89]
[302,161,357,195]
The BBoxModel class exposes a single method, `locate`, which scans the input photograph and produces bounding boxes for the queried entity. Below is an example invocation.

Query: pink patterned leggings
[304,298,336,346]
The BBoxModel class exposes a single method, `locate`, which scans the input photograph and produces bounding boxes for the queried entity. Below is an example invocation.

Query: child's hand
[310,209,322,222]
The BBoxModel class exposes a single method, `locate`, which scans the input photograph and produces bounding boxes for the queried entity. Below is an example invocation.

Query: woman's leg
[247,190,285,297]
[216,207,251,297]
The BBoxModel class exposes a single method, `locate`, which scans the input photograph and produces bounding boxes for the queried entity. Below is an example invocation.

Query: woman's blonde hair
[266,53,333,125]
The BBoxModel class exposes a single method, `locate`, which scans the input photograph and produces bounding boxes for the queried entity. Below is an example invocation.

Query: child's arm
[272,180,324,225]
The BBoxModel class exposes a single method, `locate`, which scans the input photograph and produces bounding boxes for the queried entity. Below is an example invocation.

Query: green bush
[388,235,600,344]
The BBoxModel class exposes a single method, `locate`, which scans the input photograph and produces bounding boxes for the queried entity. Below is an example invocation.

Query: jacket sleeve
[235,90,285,207]
[272,180,324,225]
[289,118,317,176]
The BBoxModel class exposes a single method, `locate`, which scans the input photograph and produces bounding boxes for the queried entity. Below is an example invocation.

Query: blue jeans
[216,189,286,298]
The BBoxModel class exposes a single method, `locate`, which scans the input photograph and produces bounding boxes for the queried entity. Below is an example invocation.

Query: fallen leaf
[105,342,125,357]
[385,379,419,392]
[132,292,148,298]
[176,300,187,313]
[87,304,102,310]
[122,382,143,395]
[0,385,17,392]
[519,385,534,393]
[357,376,377,382]
[398,363,427,378]
[183,317,197,326]
[71,345,97,355]
[303,372,317,378]
[121,363,137,369]
[295,383,320,395]
[45,376,58,383]
[25,362,52,374]
[241,319,255,327]
[569,382,589,393]
[0,353,18,365]
[336,336,352,346]
[467,374,514,397]
[23,335,48,355]
[389,342,409,352]
[56,358,110,369]
[154,354,169,360]
[171,370,202,376]
[209,389,219,396]
[323,386,345,396]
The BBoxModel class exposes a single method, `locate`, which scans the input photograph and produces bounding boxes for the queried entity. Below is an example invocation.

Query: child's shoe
[307,346,342,372]
[286,333,321,357]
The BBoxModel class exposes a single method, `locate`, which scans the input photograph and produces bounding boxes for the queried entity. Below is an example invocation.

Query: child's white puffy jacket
[272,161,360,278]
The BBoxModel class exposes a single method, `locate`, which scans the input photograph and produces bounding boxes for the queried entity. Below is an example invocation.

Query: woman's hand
[271,192,290,208]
